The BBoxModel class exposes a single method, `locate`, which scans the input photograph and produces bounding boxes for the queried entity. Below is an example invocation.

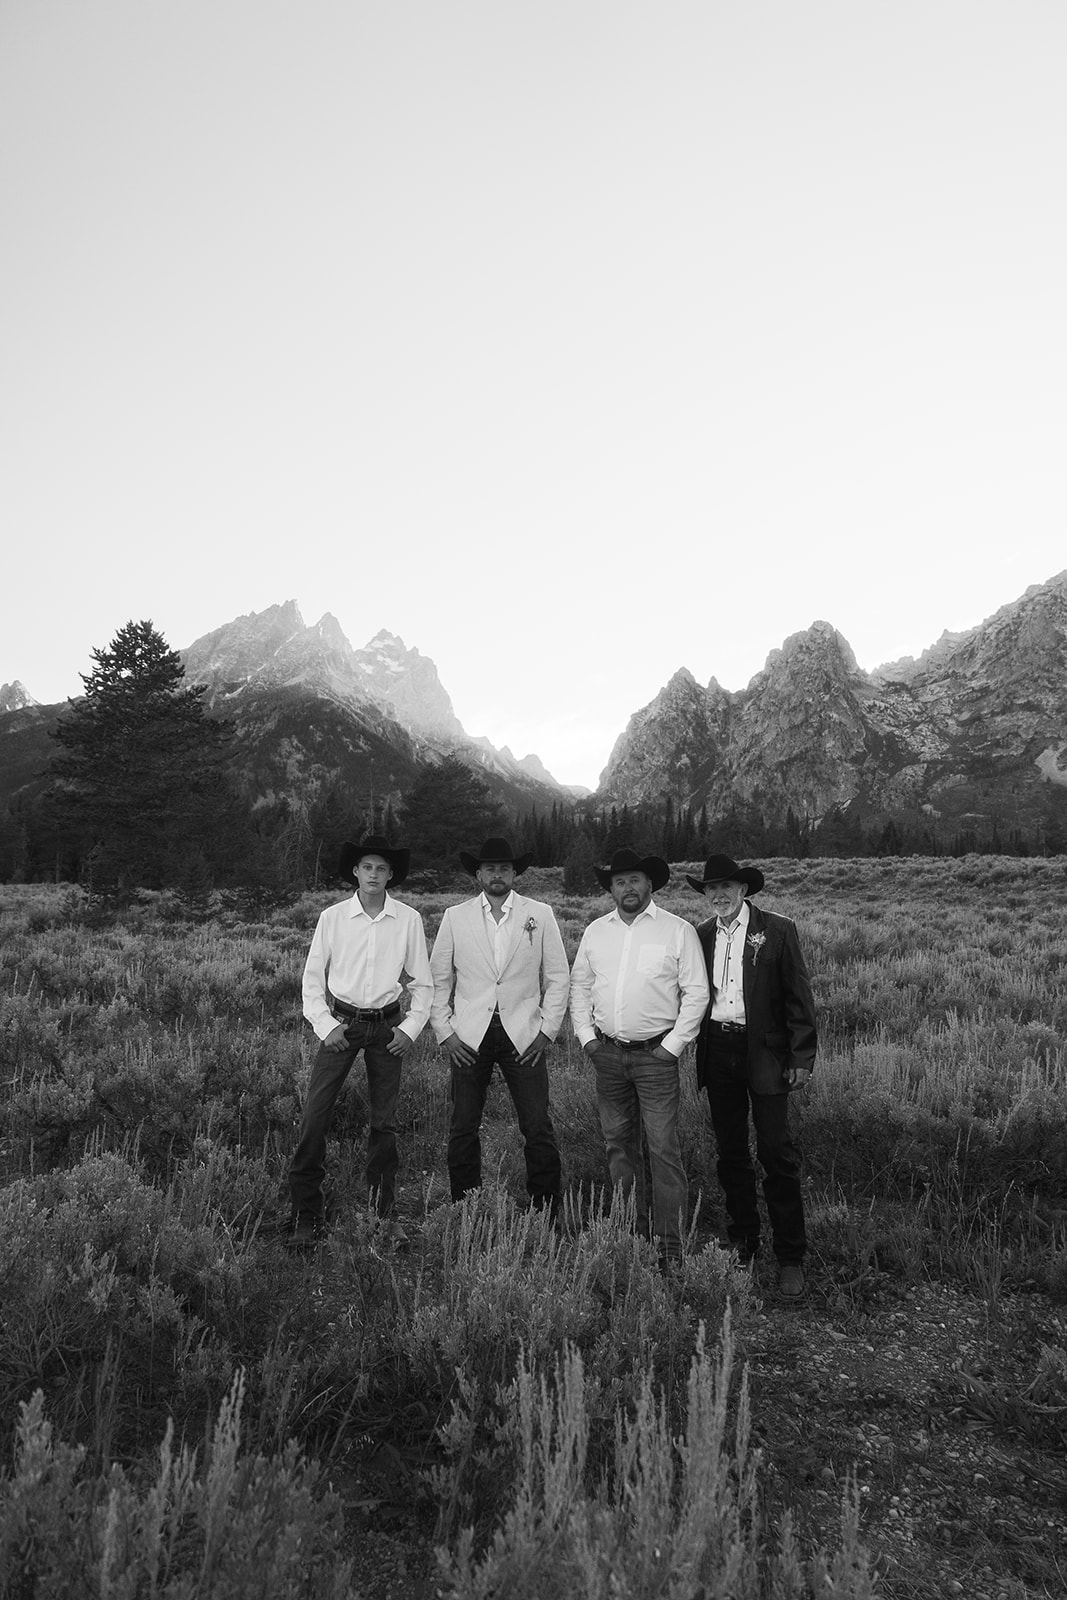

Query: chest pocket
[636,944,669,976]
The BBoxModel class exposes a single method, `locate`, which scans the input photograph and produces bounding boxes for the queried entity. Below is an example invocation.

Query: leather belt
[708,1018,746,1035]
[330,998,401,1024]
[595,1028,669,1051]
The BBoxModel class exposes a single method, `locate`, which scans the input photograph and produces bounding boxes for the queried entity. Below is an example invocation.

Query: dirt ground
[746,1268,1067,1599]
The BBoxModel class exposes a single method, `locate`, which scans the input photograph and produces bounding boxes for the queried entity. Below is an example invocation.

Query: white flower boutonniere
[524,916,538,945]
[746,931,766,958]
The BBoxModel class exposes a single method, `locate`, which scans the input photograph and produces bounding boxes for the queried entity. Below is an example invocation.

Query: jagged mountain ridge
[597,571,1067,830]
[179,601,568,803]
[181,601,466,740]
[5,576,1065,837]
[0,604,570,828]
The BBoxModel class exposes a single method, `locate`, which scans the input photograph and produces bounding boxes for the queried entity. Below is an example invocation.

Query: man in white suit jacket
[430,837,570,1211]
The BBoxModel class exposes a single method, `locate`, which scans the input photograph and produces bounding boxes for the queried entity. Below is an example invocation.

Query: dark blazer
[695,903,817,1096]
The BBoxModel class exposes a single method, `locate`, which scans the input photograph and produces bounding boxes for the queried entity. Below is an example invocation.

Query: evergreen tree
[562,831,598,893]
[875,819,904,856]
[308,787,365,884]
[48,620,234,889]
[661,796,677,860]
[400,754,503,867]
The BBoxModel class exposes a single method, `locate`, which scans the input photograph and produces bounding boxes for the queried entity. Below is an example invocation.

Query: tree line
[3,620,1064,895]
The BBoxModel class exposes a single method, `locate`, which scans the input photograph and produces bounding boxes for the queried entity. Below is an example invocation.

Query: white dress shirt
[569,900,709,1058]
[302,891,433,1043]
[710,900,750,1025]
[481,890,514,976]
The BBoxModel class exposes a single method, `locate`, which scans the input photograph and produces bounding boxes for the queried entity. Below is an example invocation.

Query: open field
[1,858,1065,1598]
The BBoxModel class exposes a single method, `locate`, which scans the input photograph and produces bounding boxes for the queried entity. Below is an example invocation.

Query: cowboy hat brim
[685,865,764,896]
[459,848,534,877]
[338,838,411,889]
[596,855,671,893]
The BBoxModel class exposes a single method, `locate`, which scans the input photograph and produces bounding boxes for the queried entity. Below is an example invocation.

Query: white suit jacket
[430,893,570,1053]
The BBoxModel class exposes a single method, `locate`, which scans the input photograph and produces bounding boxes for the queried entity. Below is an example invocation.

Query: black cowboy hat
[595,847,671,893]
[458,837,534,876]
[338,835,411,888]
[685,853,765,896]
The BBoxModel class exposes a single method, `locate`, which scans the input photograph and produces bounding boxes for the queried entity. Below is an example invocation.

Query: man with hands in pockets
[570,847,709,1265]
[290,835,432,1248]
[430,838,570,1213]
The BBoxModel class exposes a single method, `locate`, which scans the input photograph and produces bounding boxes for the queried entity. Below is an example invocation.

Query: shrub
[0,1377,352,1599]
[436,1315,876,1600]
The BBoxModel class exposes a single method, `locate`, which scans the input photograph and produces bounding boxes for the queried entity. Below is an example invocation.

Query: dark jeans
[704,1036,806,1262]
[289,1018,401,1221]
[592,1038,687,1253]
[448,1013,561,1205]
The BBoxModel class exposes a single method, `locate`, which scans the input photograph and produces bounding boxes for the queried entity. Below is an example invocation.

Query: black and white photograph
[2,5,1065,1596]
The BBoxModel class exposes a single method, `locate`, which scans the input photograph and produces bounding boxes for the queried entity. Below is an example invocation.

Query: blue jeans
[448,1013,561,1206]
[592,1038,687,1253]
[289,1018,401,1221]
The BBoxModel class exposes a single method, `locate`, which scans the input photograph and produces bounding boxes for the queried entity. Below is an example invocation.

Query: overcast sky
[3,2,1065,789]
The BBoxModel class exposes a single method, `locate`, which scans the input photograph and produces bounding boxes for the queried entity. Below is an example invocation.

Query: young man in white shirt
[290,834,432,1247]
[570,847,709,1263]
[430,837,570,1212]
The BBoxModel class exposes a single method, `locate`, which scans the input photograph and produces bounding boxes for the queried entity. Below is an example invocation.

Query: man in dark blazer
[689,853,817,1297]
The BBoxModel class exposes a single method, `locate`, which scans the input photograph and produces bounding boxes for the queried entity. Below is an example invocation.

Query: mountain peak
[354,631,461,737]
[595,570,1067,836]
[177,601,566,793]
[310,612,351,650]
[765,621,859,675]
[365,628,410,651]
[0,680,38,712]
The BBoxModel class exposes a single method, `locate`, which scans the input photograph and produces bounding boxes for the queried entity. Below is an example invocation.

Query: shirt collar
[350,891,397,920]
[480,890,515,916]
[610,897,658,925]
[717,900,750,937]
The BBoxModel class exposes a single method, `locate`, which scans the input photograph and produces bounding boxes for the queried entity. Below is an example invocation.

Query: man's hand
[582,1039,602,1058]
[651,1045,677,1064]
[386,1027,414,1057]
[442,1031,478,1067]
[518,1030,550,1066]
[324,1023,349,1052]
[785,1065,812,1089]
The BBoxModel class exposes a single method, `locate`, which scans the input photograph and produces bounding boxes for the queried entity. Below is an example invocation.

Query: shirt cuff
[309,1011,337,1042]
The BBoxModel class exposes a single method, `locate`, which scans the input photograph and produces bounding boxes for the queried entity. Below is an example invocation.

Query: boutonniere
[746,932,766,958]
[524,917,538,945]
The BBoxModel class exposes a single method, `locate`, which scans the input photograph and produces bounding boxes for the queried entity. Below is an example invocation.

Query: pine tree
[562,831,598,893]
[48,620,233,889]
[400,754,504,867]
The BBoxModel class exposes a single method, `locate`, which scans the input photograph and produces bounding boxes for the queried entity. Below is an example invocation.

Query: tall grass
[2,859,1066,1594]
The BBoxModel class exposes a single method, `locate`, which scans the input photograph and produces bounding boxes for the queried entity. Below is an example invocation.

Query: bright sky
[3,3,1065,790]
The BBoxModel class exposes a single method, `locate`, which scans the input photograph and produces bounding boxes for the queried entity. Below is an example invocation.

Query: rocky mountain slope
[0,604,567,830]
[5,576,1065,843]
[179,601,566,803]
[181,602,467,742]
[597,571,1067,833]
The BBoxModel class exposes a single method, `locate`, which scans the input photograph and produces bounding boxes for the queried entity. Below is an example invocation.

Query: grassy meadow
[1,858,1065,1598]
